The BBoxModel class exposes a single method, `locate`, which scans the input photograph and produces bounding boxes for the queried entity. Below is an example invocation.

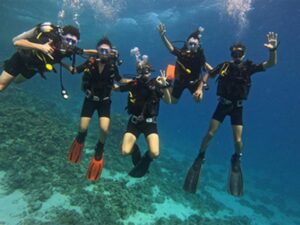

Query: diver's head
[187,37,200,53]
[136,60,152,82]
[61,25,80,46]
[186,26,204,53]
[96,37,113,63]
[230,43,246,64]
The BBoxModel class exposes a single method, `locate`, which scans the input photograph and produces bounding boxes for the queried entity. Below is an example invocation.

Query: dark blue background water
[0,0,299,202]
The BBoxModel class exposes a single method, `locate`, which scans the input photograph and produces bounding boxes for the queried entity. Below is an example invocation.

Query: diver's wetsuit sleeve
[76,60,89,73]
[119,82,133,92]
[114,66,122,82]
[248,61,265,76]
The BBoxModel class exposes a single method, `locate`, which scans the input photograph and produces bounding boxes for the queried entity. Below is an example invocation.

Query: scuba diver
[67,37,130,181]
[0,22,82,91]
[157,23,212,104]
[183,32,279,196]
[114,47,171,178]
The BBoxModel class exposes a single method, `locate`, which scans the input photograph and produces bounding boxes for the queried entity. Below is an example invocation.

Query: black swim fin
[131,144,142,166]
[228,153,244,196]
[183,153,205,193]
[129,151,152,178]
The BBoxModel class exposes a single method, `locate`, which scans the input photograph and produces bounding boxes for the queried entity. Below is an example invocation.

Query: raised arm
[262,32,278,69]
[158,23,175,53]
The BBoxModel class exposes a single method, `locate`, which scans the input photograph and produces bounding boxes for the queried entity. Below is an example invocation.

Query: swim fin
[86,152,104,181]
[129,151,152,178]
[131,144,142,166]
[183,153,205,193]
[68,139,84,163]
[228,153,244,196]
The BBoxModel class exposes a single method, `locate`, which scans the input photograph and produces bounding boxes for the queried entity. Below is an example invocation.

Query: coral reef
[0,88,252,225]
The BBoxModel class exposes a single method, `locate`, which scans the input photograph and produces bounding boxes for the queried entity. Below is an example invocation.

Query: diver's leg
[146,133,160,158]
[93,116,110,160]
[231,105,244,155]
[183,118,222,193]
[228,106,244,196]
[79,117,92,133]
[199,119,221,154]
[86,102,109,181]
[228,125,244,196]
[121,119,140,156]
[232,125,243,155]
[121,132,137,156]
[0,71,15,91]
[128,132,157,178]
[68,99,93,163]
[98,116,110,143]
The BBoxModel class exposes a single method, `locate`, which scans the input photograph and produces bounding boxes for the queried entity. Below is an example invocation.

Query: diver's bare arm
[83,49,98,55]
[158,23,174,52]
[263,32,278,69]
[14,39,54,59]
[12,28,36,43]
[61,62,77,74]
[196,62,212,90]
[204,62,213,73]
[162,87,172,104]
[119,78,133,84]
[196,73,209,91]
[13,39,43,50]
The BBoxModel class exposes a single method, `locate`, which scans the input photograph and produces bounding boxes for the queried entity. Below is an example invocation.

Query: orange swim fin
[166,64,175,80]
[68,139,84,164]
[86,153,104,181]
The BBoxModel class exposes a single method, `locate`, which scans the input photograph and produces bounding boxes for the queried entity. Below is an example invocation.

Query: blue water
[0,0,300,224]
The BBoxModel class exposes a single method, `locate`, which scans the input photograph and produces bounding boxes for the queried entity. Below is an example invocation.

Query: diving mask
[62,34,78,46]
[231,50,245,59]
[187,37,199,52]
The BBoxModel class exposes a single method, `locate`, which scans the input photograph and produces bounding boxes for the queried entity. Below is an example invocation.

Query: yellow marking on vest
[220,63,229,77]
[129,91,136,103]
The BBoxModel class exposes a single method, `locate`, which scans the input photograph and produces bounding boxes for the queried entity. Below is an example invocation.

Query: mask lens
[64,37,77,46]
[98,47,111,55]
[231,50,244,58]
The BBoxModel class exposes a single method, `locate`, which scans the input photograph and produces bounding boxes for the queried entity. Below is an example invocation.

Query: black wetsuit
[119,78,164,137]
[210,60,265,125]
[4,23,72,79]
[171,47,206,99]
[77,57,121,118]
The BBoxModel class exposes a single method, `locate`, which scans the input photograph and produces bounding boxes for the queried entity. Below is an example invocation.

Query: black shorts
[3,52,37,79]
[172,79,200,99]
[212,101,243,125]
[125,118,158,138]
[80,98,111,118]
